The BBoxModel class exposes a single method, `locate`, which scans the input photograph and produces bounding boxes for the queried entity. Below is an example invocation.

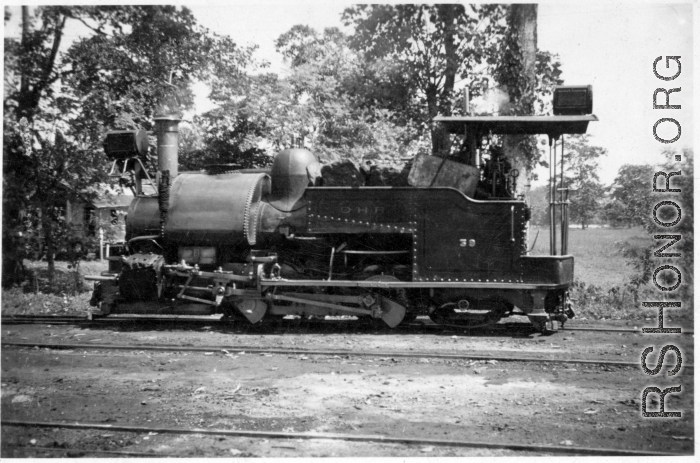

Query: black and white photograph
[1,1,695,458]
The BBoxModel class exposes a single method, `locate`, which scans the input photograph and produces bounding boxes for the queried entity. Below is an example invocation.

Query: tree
[561,135,606,229]
[342,4,563,184]
[600,198,631,228]
[181,102,273,171]
[63,6,254,140]
[3,6,251,287]
[608,164,655,226]
[616,149,693,304]
[4,6,105,286]
[278,27,427,165]
[569,179,605,229]
[5,7,66,122]
[3,115,109,287]
[494,4,563,195]
[342,4,507,156]
[200,25,429,170]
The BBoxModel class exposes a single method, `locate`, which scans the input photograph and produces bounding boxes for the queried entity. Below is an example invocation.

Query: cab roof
[434,114,598,136]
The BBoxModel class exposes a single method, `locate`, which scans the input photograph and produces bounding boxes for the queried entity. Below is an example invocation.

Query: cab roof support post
[560,137,568,255]
[549,135,558,256]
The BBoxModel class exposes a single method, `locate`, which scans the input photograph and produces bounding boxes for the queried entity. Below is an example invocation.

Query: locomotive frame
[87,88,597,332]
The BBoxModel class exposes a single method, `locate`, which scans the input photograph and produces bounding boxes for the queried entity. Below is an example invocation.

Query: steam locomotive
[87,86,597,331]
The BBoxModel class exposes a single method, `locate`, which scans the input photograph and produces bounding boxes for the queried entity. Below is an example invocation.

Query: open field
[528,226,649,289]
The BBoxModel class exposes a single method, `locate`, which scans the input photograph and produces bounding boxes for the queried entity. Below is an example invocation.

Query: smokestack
[154,114,179,238]
[154,114,180,179]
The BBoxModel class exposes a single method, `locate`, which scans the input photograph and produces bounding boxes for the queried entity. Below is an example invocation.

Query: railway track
[1,419,683,457]
[2,340,693,369]
[2,445,170,458]
[2,314,693,335]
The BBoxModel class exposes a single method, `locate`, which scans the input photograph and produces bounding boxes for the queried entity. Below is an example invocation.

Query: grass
[527,226,650,288]
[529,226,692,325]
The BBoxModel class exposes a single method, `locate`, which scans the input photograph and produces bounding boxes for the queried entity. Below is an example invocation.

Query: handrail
[548,136,558,255]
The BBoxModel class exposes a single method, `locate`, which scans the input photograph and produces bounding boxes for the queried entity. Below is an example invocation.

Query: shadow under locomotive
[77,316,545,339]
[87,87,597,333]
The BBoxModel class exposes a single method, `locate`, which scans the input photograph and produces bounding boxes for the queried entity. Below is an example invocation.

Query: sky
[4,1,696,186]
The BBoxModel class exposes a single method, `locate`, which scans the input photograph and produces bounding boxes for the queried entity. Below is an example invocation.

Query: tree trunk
[508,5,538,108]
[18,6,37,122]
[502,4,538,198]
[2,228,26,288]
[20,7,30,97]
[17,8,66,122]
[430,4,462,157]
[427,85,450,156]
[41,207,55,286]
[438,4,459,115]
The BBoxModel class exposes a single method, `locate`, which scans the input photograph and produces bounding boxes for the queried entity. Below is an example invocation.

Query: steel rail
[1,419,683,457]
[2,315,86,321]
[2,445,171,458]
[0,315,221,326]
[431,322,694,335]
[2,314,693,335]
[2,321,74,326]
[1,316,85,326]
[2,341,693,370]
[563,326,694,335]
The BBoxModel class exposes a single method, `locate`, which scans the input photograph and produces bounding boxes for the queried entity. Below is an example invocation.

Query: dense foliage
[3,6,251,287]
[627,149,693,299]
[343,4,506,156]
[606,164,656,227]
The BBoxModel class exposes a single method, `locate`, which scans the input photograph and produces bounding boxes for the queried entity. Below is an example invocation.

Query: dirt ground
[1,318,694,457]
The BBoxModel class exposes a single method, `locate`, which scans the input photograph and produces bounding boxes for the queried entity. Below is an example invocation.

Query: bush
[570,278,693,326]
[1,260,106,317]
[22,261,87,295]
[1,287,93,316]
[4,259,104,295]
